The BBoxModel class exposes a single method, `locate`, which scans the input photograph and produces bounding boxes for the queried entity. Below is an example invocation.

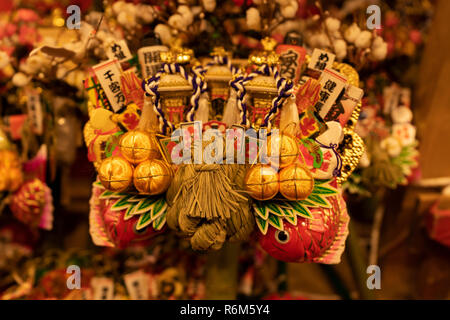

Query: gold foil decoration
[244,164,279,201]
[279,163,314,200]
[119,130,160,164]
[98,157,133,192]
[133,159,172,195]
[336,128,365,185]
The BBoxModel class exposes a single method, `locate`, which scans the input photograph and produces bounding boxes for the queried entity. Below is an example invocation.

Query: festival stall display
[0,0,437,301]
[68,0,374,266]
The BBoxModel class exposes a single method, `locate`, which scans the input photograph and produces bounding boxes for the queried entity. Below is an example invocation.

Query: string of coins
[98,130,172,195]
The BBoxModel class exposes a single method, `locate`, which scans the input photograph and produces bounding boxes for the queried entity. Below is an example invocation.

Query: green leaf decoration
[152,212,166,231]
[254,202,269,220]
[268,214,284,231]
[298,199,316,207]
[99,190,115,199]
[111,194,135,210]
[289,201,313,219]
[124,205,136,221]
[312,185,337,195]
[252,178,338,235]
[306,194,330,207]
[284,212,297,226]
[256,216,269,235]
[266,203,284,216]
[97,189,168,229]
[314,179,329,186]
[151,198,167,220]
[136,211,153,230]
[278,202,295,217]
[134,198,157,215]
[94,181,103,187]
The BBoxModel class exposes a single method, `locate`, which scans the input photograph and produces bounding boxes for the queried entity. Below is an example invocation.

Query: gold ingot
[119,130,160,164]
[279,164,314,200]
[267,134,299,168]
[98,157,133,192]
[133,159,172,195]
[244,164,279,201]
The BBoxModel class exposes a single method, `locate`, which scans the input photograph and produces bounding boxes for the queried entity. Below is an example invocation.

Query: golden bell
[267,134,299,168]
[119,130,160,164]
[244,164,279,201]
[98,156,133,192]
[279,164,314,200]
[133,159,172,195]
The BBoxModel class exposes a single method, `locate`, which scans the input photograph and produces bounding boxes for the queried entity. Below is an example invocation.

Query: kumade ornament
[10,178,53,230]
[80,26,366,263]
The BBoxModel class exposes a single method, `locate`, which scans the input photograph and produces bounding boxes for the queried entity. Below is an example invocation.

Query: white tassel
[222,90,240,127]
[194,92,210,123]
[138,95,159,132]
[279,96,300,136]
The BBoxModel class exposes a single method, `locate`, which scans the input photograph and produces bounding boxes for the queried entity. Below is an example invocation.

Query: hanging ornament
[9,178,53,230]
[244,164,279,201]
[133,159,172,195]
[98,157,133,192]
[119,130,161,164]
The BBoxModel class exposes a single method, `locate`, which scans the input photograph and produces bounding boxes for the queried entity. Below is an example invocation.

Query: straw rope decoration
[230,64,294,129]
[142,62,206,135]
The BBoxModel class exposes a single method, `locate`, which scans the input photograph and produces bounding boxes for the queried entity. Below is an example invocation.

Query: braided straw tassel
[165,164,253,251]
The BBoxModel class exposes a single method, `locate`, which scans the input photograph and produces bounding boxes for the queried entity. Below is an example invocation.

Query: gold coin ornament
[279,163,314,200]
[244,164,279,201]
[133,159,172,195]
[98,156,133,192]
[267,134,300,168]
[119,130,161,164]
